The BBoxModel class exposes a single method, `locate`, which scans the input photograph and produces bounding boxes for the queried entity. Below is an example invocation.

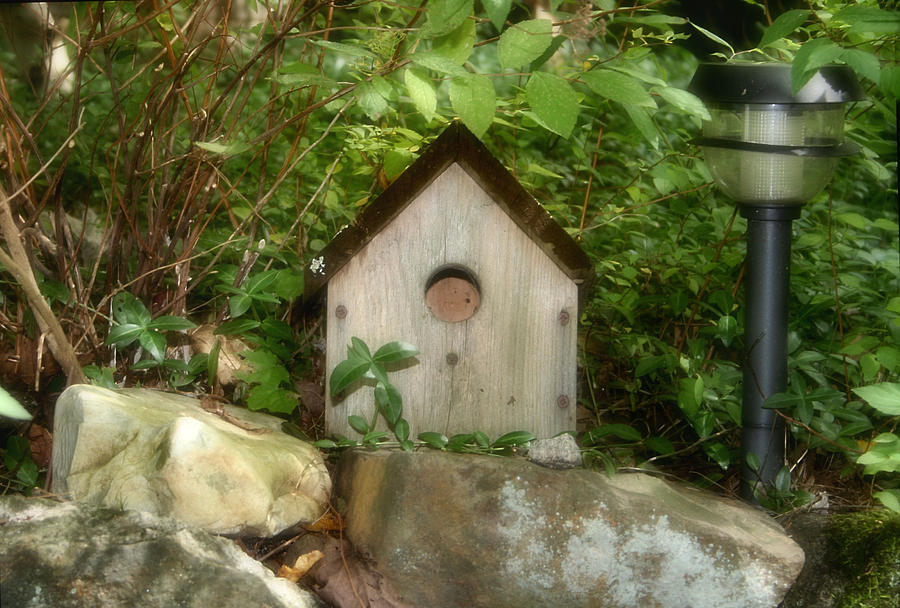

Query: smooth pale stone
[51,384,331,537]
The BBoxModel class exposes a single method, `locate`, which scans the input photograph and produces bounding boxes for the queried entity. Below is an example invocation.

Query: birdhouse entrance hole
[425,265,480,323]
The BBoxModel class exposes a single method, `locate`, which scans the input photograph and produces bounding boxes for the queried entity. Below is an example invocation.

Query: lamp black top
[688,62,865,105]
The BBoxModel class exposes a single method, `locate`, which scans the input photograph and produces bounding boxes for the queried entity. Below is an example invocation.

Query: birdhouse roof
[304,122,594,301]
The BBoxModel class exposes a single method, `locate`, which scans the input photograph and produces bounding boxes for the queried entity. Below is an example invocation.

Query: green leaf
[215,318,261,335]
[147,316,196,332]
[418,431,449,449]
[244,270,279,295]
[645,436,674,456]
[450,73,495,138]
[308,39,376,59]
[584,423,642,443]
[349,337,373,361]
[853,383,900,416]
[373,341,419,363]
[139,330,167,363]
[314,439,338,449]
[106,323,144,347]
[525,72,579,138]
[355,80,390,121]
[207,339,220,386]
[348,415,371,435]
[275,63,336,88]
[421,0,473,39]
[491,430,537,448]
[482,0,511,30]
[689,21,734,56]
[623,104,658,149]
[409,51,469,76]
[655,86,710,120]
[834,6,900,35]
[229,294,252,318]
[793,38,844,94]
[581,69,656,108]
[703,442,732,470]
[839,48,881,86]
[363,430,391,444]
[195,140,250,157]
[405,68,437,122]
[0,385,31,420]
[473,430,491,448]
[498,19,553,69]
[247,385,297,414]
[716,315,738,347]
[330,357,371,395]
[874,489,900,513]
[433,18,475,65]
[375,381,403,426]
[758,9,809,48]
[394,418,410,443]
[112,292,151,326]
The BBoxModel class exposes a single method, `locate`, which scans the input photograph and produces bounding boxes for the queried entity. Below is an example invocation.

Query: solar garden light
[688,62,863,501]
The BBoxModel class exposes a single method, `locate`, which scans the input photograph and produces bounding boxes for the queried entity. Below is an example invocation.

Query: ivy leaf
[330,357,371,395]
[0,385,31,420]
[394,418,410,443]
[491,430,536,448]
[432,18,475,65]
[758,9,809,49]
[525,71,578,138]
[421,0,473,39]
[498,19,553,69]
[374,381,403,426]
[418,431,449,449]
[403,68,437,122]
[853,383,900,416]
[373,341,419,363]
[482,0,511,31]
[450,73,495,137]
[581,69,656,108]
[348,415,371,435]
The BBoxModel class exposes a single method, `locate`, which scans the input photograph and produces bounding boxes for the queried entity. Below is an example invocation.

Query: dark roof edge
[304,122,595,303]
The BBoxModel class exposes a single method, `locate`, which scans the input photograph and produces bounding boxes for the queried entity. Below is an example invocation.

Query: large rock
[51,384,330,537]
[335,449,805,608]
[0,495,324,608]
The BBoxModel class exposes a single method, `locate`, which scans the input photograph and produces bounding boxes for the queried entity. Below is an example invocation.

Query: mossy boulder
[781,509,900,608]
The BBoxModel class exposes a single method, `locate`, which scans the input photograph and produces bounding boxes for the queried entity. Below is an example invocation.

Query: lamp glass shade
[701,104,846,204]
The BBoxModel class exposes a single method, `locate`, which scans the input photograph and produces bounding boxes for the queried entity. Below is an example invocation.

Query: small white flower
[309,256,326,276]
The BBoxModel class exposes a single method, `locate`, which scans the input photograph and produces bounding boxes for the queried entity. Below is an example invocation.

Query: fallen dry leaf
[276,550,324,582]
[304,508,344,533]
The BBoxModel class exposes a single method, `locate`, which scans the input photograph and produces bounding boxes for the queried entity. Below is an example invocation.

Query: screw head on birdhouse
[305,123,594,439]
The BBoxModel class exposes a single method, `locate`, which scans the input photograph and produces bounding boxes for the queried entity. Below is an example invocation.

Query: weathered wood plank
[326,164,578,440]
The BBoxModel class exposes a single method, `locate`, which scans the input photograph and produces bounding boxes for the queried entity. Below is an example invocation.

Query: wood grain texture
[325,163,578,440]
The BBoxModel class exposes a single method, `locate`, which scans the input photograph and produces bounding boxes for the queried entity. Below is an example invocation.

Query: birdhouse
[305,123,594,440]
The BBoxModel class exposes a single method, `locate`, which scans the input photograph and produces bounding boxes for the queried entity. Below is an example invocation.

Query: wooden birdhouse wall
[325,163,579,439]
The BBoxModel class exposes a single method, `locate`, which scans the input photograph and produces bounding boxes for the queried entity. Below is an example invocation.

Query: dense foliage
[0,0,897,509]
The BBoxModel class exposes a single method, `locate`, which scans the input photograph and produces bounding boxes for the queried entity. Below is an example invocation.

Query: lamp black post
[689,63,863,501]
